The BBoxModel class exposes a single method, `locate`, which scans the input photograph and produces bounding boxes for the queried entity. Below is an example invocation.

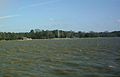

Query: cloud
[0,15,20,19]
[117,19,120,23]
[19,0,60,10]
[49,18,55,21]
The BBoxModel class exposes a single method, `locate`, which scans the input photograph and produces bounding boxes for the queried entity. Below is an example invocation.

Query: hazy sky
[0,0,120,32]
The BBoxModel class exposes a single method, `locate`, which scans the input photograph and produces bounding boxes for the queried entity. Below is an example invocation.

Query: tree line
[0,29,120,40]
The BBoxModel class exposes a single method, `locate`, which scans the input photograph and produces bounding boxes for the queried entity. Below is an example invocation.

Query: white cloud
[117,19,120,23]
[19,0,60,10]
[0,15,20,19]
[49,18,55,21]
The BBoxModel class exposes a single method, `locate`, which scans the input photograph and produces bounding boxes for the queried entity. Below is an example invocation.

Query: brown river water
[0,37,120,77]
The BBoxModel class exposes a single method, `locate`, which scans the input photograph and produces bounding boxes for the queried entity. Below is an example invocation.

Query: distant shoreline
[0,37,120,42]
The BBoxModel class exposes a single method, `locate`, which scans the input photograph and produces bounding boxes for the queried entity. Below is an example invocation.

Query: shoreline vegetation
[0,29,120,41]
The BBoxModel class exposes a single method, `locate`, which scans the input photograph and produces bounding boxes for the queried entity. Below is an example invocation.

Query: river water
[0,38,120,77]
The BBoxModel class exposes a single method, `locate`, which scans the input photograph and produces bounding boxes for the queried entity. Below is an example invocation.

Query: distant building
[22,37,32,40]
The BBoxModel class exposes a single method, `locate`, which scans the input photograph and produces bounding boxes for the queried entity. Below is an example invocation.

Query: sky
[0,0,120,32]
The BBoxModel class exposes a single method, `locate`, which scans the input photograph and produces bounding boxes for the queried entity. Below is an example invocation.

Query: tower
[57,30,60,38]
